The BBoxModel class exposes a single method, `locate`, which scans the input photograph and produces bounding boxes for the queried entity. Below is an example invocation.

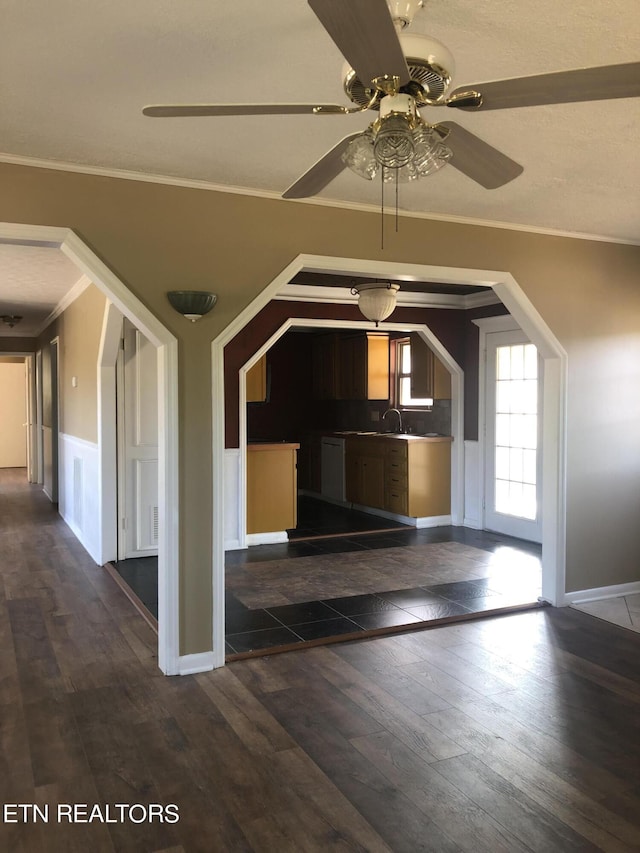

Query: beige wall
[57,284,106,443]
[0,360,27,467]
[35,284,105,443]
[1,162,639,654]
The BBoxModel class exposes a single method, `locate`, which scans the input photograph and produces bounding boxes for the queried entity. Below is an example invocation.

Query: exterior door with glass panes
[484,329,542,543]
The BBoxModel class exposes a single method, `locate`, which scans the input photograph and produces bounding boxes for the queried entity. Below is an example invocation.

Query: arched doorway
[0,222,180,674]
[211,254,567,668]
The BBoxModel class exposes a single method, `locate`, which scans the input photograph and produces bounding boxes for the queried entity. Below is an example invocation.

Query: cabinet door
[360,455,385,509]
[433,354,451,399]
[345,450,360,503]
[410,333,435,399]
[246,355,267,402]
[312,334,338,399]
[366,334,390,400]
[337,335,358,400]
[247,448,297,533]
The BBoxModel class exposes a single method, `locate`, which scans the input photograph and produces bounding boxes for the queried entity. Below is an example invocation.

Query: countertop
[247,441,300,451]
[329,432,452,443]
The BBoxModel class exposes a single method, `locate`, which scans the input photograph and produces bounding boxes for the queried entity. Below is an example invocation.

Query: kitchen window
[394,337,434,409]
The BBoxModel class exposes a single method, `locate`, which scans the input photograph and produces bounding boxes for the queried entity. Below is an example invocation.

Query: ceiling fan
[143,0,640,198]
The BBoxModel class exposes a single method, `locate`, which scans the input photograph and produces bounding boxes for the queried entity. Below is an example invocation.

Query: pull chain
[380,166,385,250]
[395,168,399,232]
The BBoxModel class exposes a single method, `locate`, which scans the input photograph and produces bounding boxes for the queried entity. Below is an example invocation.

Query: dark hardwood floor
[2,467,640,852]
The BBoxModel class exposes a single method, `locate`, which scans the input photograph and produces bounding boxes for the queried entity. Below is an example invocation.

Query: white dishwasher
[320,436,346,502]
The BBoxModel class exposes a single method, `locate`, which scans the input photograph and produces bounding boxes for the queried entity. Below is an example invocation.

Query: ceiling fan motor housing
[343,33,455,110]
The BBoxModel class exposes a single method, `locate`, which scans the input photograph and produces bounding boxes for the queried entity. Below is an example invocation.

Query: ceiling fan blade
[438,122,523,189]
[282,133,361,199]
[308,0,410,86]
[142,103,345,117]
[448,61,640,111]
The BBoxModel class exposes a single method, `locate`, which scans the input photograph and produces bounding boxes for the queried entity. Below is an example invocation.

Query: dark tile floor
[110,497,543,659]
[287,494,412,540]
[110,556,158,618]
[225,575,536,654]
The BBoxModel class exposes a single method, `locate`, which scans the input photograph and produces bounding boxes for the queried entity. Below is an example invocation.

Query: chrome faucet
[382,408,403,434]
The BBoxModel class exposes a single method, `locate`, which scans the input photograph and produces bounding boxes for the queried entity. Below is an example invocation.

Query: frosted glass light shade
[354,283,400,325]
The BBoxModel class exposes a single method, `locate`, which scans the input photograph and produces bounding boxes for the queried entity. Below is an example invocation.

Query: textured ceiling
[0,245,84,337]
[0,0,639,247]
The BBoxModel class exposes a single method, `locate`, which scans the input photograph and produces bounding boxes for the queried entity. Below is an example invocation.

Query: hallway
[3,468,640,851]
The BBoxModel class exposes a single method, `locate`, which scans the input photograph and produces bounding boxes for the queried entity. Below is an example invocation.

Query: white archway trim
[0,222,180,676]
[97,302,124,567]
[211,254,568,669]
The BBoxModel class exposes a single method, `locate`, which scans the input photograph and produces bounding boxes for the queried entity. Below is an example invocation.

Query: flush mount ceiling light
[1,314,23,328]
[167,290,217,322]
[351,282,400,326]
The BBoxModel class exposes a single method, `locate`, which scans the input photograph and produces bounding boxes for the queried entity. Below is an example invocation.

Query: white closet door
[120,318,159,558]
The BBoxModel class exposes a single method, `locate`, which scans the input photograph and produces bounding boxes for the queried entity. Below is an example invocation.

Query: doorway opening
[244,324,457,545]
[212,255,567,666]
[0,223,180,675]
[0,353,35,485]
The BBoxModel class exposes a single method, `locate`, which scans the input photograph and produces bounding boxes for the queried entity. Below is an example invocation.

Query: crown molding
[277,283,500,310]
[1,151,638,247]
[35,273,91,336]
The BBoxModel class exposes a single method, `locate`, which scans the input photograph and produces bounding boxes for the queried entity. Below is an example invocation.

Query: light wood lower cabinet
[346,436,451,518]
[247,443,299,534]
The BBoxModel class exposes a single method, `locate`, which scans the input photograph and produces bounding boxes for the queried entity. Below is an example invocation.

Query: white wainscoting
[224,448,242,551]
[463,440,482,529]
[59,433,101,563]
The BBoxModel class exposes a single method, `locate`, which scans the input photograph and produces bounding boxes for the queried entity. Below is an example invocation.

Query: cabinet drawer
[386,443,408,461]
[386,473,407,491]
[386,459,407,478]
[385,490,408,515]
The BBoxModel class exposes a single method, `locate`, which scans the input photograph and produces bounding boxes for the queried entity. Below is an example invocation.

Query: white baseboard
[464,440,481,530]
[224,538,243,552]
[349,502,451,529]
[415,514,453,528]
[564,580,640,605]
[246,530,289,546]
[177,651,216,675]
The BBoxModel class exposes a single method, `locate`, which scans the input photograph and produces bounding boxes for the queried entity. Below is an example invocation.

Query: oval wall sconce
[167,290,217,322]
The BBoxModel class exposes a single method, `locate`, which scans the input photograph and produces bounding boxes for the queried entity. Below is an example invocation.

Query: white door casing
[118,318,159,558]
[484,327,543,543]
[43,337,60,503]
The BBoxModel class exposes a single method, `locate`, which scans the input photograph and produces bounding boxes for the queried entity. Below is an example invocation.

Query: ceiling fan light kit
[143,0,640,211]
[341,91,452,184]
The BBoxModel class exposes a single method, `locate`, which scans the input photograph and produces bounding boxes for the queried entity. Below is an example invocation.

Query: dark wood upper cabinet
[313,332,389,401]
[410,333,451,400]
